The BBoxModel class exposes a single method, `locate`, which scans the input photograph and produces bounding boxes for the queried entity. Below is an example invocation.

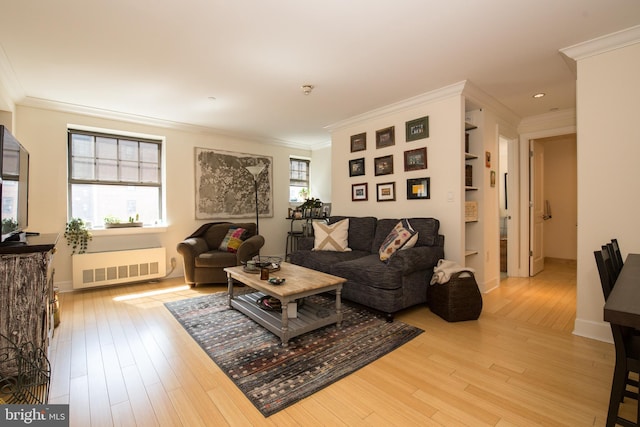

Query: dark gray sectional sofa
[288,216,444,320]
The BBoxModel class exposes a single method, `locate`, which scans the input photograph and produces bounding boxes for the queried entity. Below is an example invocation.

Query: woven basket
[428,271,482,322]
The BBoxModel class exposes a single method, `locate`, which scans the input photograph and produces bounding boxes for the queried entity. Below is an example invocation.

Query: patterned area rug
[164,292,423,417]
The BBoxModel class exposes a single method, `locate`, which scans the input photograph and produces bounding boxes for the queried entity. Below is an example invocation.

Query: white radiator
[72,247,166,289]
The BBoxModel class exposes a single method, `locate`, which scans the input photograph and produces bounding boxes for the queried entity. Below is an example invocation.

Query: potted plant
[104,214,142,228]
[64,218,92,254]
[299,198,323,218]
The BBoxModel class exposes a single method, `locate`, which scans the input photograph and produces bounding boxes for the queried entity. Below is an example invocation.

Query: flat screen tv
[0,125,29,242]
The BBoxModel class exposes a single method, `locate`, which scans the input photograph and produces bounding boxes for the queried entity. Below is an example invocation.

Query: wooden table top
[224,262,346,298]
[604,253,640,330]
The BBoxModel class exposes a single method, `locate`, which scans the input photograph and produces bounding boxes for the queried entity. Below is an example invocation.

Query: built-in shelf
[465,152,478,160]
[465,250,478,257]
[465,186,478,191]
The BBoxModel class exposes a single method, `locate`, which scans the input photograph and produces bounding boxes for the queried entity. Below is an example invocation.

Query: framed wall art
[350,132,367,152]
[349,158,365,177]
[375,126,395,149]
[352,183,368,201]
[194,147,273,219]
[374,154,394,176]
[405,116,429,142]
[376,182,396,202]
[406,177,430,199]
[404,147,427,171]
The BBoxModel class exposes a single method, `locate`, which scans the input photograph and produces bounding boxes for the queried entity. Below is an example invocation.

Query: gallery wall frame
[374,155,394,176]
[404,147,427,171]
[376,182,396,202]
[194,147,272,219]
[375,126,395,149]
[406,177,430,199]
[349,158,365,177]
[405,116,429,142]
[352,183,368,201]
[350,133,367,152]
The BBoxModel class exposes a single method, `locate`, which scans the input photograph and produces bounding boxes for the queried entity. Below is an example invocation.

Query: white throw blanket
[430,259,475,285]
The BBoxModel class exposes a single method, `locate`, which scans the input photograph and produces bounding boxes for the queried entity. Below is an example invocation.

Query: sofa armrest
[387,246,444,275]
[236,234,265,262]
[177,237,209,283]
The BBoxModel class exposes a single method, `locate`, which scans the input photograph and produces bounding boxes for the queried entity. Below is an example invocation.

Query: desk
[604,253,640,329]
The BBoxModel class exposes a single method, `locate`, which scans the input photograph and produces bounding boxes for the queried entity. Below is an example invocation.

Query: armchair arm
[386,246,444,275]
[176,237,209,283]
[236,235,265,263]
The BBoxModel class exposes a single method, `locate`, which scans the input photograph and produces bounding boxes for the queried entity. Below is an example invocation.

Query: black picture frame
[404,147,427,171]
[376,182,396,202]
[374,154,393,176]
[375,126,395,149]
[406,177,430,199]
[352,183,368,201]
[405,116,429,142]
[350,132,367,152]
[349,158,365,177]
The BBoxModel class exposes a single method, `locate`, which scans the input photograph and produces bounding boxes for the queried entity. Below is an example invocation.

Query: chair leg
[607,363,627,427]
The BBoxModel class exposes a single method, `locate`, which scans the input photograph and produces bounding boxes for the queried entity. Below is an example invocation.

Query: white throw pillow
[312,219,352,252]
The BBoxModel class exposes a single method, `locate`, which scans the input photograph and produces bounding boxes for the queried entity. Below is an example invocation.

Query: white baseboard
[573,318,612,343]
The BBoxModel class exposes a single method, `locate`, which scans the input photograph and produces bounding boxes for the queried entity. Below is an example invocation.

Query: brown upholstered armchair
[177,222,265,287]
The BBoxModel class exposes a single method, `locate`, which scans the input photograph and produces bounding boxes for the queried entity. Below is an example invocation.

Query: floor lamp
[245,164,266,235]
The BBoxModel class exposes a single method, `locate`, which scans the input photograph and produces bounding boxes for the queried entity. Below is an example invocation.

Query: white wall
[13,105,314,291]
[330,93,463,262]
[573,41,640,341]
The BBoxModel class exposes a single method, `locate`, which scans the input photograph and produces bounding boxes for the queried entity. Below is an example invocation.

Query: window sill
[89,225,168,237]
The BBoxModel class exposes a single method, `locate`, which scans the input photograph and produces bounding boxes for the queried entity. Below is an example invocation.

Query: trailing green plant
[299,197,322,209]
[64,218,92,254]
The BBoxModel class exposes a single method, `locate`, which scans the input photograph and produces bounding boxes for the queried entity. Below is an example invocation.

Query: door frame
[518,125,576,277]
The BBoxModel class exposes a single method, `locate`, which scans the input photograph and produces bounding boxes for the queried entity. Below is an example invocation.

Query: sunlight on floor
[112,284,191,301]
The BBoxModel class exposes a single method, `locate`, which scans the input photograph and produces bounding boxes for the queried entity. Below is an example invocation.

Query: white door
[530,140,545,275]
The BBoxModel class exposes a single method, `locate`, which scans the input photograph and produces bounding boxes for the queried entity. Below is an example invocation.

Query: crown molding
[325,81,467,132]
[462,80,521,126]
[18,96,320,150]
[517,108,576,135]
[560,25,640,61]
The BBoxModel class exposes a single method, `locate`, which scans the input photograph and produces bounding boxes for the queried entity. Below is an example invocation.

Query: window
[68,129,163,227]
[289,158,310,202]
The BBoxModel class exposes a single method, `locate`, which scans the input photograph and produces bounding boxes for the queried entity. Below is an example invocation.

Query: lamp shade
[245,164,266,179]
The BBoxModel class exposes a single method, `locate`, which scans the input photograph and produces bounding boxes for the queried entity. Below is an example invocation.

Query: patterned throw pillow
[312,219,352,252]
[379,219,418,262]
[219,227,246,253]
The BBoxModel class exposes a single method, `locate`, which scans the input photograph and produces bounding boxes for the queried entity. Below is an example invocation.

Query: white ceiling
[1,0,639,148]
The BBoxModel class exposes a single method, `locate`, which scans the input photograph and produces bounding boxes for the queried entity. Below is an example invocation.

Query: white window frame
[289,157,310,202]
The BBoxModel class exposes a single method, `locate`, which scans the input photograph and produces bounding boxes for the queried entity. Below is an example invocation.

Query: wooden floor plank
[48,260,622,426]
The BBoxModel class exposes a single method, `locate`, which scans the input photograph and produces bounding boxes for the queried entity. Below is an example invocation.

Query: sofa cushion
[313,219,351,252]
[218,227,246,253]
[328,216,377,252]
[379,219,418,262]
[195,250,238,268]
[288,250,369,274]
[331,254,405,291]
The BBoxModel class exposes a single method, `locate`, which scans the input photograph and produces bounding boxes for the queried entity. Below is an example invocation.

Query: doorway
[528,133,577,275]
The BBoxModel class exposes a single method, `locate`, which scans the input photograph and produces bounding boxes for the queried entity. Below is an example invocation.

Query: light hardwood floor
[48,260,626,426]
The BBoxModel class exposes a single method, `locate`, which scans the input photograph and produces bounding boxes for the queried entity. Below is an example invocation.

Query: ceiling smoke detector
[301,84,314,95]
